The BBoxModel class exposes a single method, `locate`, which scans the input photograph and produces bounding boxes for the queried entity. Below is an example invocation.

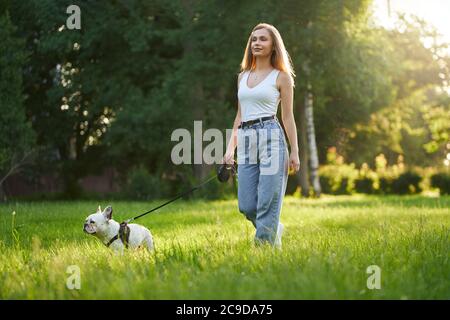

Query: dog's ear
[103,206,113,220]
[97,205,102,213]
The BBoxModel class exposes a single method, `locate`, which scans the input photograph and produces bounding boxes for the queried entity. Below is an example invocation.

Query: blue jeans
[236,117,289,245]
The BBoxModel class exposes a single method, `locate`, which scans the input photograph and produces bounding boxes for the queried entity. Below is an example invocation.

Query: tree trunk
[298,96,310,197]
[304,83,322,197]
[60,137,82,199]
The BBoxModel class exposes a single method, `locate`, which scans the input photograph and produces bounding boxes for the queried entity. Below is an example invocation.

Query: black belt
[238,115,275,129]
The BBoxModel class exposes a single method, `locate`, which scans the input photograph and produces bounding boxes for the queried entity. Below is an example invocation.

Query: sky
[371,0,450,42]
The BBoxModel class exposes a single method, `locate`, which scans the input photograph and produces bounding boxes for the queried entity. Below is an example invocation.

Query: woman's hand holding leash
[223,150,236,165]
[218,150,237,183]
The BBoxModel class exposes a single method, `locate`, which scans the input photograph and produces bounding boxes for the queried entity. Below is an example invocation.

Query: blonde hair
[240,23,295,86]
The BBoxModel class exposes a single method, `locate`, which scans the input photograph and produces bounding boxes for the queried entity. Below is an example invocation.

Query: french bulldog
[83,205,154,252]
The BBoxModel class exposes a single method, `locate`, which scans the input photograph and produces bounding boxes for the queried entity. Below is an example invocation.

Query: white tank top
[237,68,281,122]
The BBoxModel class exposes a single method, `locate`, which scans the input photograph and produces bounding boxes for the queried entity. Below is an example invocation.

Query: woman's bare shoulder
[237,71,246,88]
[277,70,291,81]
[276,70,293,89]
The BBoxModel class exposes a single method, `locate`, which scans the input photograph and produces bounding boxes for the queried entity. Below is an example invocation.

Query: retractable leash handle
[217,162,237,183]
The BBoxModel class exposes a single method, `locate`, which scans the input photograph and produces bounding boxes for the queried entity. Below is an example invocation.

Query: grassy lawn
[0,195,448,299]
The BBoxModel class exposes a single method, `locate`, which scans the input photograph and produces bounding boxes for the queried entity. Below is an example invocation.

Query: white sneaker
[275,223,284,249]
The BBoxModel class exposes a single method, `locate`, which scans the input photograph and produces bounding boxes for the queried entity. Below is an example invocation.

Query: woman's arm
[278,71,300,173]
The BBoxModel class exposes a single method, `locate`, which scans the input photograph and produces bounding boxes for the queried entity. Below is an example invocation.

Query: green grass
[0,195,449,299]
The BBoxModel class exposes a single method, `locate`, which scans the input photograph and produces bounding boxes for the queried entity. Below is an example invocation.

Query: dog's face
[83,206,113,235]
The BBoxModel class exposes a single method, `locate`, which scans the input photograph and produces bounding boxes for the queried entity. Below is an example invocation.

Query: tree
[8,0,181,197]
[0,12,35,200]
[346,15,450,167]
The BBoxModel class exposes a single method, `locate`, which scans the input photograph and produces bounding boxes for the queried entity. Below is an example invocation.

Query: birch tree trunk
[304,83,322,197]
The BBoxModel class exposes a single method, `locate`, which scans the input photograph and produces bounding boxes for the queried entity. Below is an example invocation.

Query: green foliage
[346,15,450,167]
[378,177,393,195]
[319,164,358,195]
[124,166,168,200]
[319,147,358,195]
[0,13,35,175]
[391,172,423,195]
[354,177,375,194]
[319,147,430,195]
[431,173,450,195]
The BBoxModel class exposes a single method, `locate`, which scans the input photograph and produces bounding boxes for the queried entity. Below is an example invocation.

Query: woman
[223,23,300,248]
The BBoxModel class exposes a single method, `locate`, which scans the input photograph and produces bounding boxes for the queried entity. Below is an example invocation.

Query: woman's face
[250,28,273,58]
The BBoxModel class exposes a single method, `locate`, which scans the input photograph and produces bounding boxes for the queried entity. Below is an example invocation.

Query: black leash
[123,164,236,224]
[103,164,236,248]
